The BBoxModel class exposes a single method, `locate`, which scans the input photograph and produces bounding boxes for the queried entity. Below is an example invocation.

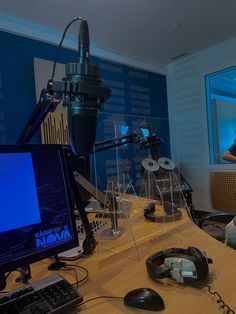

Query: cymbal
[141,158,160,172]
[158,157,175,170]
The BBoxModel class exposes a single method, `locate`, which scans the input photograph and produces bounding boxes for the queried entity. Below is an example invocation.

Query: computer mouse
[123,287,165,311]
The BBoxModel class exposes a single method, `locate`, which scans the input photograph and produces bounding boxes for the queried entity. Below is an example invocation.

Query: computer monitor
[118,125,151,139]
[140,127,151,139]
[0,144,78,290]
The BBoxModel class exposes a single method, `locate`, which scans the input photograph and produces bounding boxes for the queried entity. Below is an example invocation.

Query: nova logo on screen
[35,225,72,248]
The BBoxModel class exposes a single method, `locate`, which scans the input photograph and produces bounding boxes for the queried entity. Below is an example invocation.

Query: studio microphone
[51,19,111,155]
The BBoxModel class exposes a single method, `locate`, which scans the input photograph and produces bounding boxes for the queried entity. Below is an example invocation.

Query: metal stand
[99,193,125,239]
[66,152,97,255]
[73,171,125,239]
[48,255,67,271]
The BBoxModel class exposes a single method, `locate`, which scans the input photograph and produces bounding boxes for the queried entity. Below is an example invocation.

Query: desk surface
[6,197,236,313]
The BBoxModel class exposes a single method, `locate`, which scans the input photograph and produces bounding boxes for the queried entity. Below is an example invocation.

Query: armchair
[197,172,236,242]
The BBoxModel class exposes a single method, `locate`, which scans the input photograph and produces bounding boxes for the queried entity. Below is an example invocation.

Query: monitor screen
[117,125,151,140]
[0,144,78,278]
[140,127,150,139]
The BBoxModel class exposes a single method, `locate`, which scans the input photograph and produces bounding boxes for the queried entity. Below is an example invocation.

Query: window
[206,66,236,164]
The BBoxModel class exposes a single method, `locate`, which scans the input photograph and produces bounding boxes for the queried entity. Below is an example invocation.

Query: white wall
[167,37,236,212]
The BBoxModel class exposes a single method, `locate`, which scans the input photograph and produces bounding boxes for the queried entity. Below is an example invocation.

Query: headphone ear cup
[187,247,209,280]
[163,201,177,214]
[145,203,155,215]
[164,253,197,280]
[144,203,156,221]
[163,202,182,221]
[144,203,182,222]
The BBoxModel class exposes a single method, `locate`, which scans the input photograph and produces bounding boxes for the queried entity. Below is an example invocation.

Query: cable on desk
[0,273,11,294]
[76,295,123,307]
[48,257,89,290]
[202,284,235,314]
[5,272,11,279]
[60,267,79,290]
[0,290,10,294]
[60,264,89,290]
[67,264,89,285]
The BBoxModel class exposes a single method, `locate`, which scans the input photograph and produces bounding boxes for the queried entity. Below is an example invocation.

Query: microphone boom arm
[17,89,60,144]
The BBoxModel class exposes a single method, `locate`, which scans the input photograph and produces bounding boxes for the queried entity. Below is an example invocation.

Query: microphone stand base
[99,227,125,240]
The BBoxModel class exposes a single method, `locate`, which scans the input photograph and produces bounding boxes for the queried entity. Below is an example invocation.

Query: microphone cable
[50,16,83,82]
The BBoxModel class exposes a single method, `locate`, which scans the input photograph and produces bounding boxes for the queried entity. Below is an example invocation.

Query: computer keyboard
[0,274,83,314]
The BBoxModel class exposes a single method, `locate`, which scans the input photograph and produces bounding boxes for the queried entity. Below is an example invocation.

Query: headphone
[146,247,212,283]
[144,202,182,222]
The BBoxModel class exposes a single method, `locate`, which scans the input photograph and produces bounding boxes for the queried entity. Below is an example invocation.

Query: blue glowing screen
[118,125,150,139]
[0,146,76,270]
[0,152,41,232]
[140,128,149,138]
[120,125,129,136]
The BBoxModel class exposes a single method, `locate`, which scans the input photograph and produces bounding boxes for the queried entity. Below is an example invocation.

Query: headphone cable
[201,284,234,314]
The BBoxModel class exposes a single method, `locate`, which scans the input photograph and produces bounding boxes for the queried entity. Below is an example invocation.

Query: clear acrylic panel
[112,116,191,223]
[92,144,141,261]
[90,113,193,262]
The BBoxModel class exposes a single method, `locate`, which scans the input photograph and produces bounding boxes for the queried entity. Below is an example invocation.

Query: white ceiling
[1,0,236,66]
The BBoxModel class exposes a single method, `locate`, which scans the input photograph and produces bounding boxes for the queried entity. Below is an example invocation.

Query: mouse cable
[74,295,123,308]
[201,284,235,314]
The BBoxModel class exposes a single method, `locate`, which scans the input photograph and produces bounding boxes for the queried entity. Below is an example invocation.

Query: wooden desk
[6,197,236,313]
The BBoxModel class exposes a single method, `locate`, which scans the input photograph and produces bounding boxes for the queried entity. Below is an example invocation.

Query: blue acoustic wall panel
[0,30,169,191]
[0,30,77,144]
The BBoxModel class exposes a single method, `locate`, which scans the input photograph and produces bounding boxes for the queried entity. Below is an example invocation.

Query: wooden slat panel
[211,171,236,211]
[41,109,69,145]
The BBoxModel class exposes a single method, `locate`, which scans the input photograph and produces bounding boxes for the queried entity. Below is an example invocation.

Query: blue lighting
[218,121,236,155]
[206,66,236,163]
[120,125,129,136]
[140,128,149,138]
[0,152,41,232]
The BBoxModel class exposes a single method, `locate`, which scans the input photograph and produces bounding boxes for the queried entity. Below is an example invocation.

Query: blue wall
[0,30,170,190]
